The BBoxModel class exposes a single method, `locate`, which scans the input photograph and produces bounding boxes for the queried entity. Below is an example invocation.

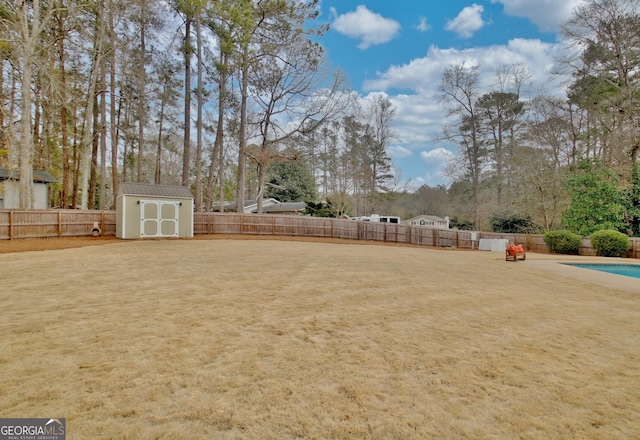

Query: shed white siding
[116,183,194,239]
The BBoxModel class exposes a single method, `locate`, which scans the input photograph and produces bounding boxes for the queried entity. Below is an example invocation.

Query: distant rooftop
[0,166,57,183]
[261,202,306,213]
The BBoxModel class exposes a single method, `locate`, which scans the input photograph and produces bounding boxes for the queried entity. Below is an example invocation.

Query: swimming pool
[563,263,640,279]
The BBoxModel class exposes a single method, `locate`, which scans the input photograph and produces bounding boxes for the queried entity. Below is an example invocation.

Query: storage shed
[116,183,193,239]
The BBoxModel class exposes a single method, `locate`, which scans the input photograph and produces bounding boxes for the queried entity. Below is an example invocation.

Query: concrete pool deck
[518,253,640,293]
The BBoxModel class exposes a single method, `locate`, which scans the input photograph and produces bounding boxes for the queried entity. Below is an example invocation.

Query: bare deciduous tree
[440,63,484,228]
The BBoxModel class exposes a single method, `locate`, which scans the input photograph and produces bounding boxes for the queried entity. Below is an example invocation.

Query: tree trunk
[182,18,192,187]
[18,2,37,209]
[72,113,80,208]
[194,12,203,211]
[7,66,18,170]
[88,95,100,209]
[155,101,165,184]
[236,47,249,213]
[80,6,104,210]
[58,23,70,208]
[136,0,146,183]
[206,48,228,212]
[109,2,118,206]
[99,57,108,209]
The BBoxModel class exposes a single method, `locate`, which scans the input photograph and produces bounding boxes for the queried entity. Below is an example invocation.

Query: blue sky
[313,0,585,189]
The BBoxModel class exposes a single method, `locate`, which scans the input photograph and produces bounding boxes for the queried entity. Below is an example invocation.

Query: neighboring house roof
[119,182,193,199]
[407,215,447,223]
[0,167,57,183]
[225,198,306,213]
[260,202,306,214]
[242,198,280,213]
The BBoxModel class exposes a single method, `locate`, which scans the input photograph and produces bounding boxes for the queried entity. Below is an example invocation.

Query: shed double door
[140,200,179,237]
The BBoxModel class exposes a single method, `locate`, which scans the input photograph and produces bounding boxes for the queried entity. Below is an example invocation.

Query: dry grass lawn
[0,237,639,439]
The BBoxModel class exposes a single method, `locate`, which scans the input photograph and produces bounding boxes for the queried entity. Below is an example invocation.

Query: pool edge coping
[524,257,640,293]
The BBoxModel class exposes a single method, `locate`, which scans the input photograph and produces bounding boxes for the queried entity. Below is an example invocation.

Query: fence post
[9,210,13,240]
[58,210,62,237]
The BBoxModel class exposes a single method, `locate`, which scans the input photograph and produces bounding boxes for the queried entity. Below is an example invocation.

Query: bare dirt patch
[0,234,441,254]
[0,239,638,439]
[0,236,118,254]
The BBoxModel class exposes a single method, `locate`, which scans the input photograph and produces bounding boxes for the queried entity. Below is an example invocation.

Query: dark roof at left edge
[0,167,58,183]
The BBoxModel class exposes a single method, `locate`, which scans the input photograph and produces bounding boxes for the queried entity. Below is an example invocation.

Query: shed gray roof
[119,182,193,199]
[0,166,57,183]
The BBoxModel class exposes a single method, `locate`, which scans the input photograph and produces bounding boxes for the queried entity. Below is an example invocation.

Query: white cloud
[416,148,454,187]
[421,148,452,166]
[445,4,486,38]
[491,0,586,32]
[417,17,431,32]
[330,5,401,49]
[363,39,562,95]
[398,148,453,188]
[388,145,412,159]
[358,38,569,187]
[386,93,443,145]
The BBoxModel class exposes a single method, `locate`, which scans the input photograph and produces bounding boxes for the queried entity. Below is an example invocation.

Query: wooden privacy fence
[1,210,639,259]
[0,210,116,240]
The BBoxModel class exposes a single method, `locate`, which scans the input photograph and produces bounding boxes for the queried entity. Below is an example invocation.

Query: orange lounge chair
[506,243,526,261]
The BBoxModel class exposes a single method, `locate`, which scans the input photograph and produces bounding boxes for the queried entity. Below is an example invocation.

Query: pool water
[564,263,640,279]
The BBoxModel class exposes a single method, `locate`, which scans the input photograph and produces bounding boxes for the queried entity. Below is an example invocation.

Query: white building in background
[406,215,450,229]
[351,214,401,224]
[0,167,57,209]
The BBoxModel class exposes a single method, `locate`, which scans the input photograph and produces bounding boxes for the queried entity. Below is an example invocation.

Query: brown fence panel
[0,211,11,239]
[631,238,640,259]
[580,237,596,256]
[292,216,334,238]
[60,210,113,237]
[241,214,268,235]
[436,229,457,248]
[329,219,355,240]
[358,222,383,242]
[215,213,243,234]
[11,210,59,238]
[407,227,435,246]
[523,235,547,253]
[456,230,475,249]
[193,213,210,235]
[273,216,294,236]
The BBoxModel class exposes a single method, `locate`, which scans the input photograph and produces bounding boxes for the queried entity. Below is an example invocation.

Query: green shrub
[490,213,540,234]
[449,216,474,230]
[544,230,582,255]
[590,229,629,257]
